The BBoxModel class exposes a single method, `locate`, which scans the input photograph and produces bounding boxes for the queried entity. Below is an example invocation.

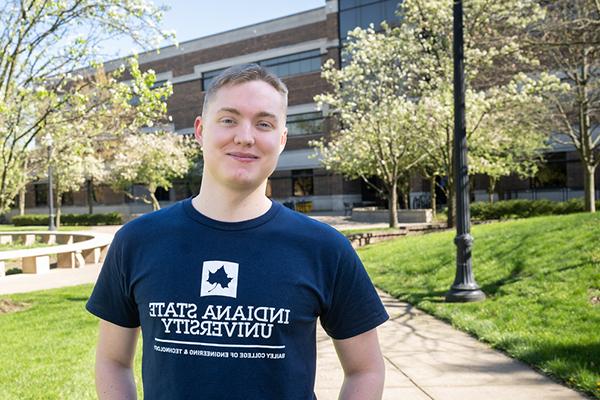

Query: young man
[86,64,389,399]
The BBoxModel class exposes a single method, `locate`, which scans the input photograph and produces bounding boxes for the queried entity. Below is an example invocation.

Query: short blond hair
[202,63,288,115]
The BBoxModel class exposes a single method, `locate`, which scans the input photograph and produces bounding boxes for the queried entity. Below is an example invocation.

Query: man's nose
[233,122,255,146]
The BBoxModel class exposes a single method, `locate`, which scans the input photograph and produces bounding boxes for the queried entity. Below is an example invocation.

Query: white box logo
[200,261,239,298]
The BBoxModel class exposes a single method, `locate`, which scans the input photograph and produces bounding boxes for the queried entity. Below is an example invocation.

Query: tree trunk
[87,178,94,214]
[56,194,62,229]
[488,176,497,204]
[430,176,437,219]
[387,182,398,228]
[19,186,25,215]
[149,192,161,211]
[584,165,596,212]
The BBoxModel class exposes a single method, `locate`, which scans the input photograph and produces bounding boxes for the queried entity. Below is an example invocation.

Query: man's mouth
[227,152,259,161]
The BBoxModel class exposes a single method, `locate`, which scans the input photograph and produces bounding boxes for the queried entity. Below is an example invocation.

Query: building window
[260,50,321,78]
[292,169,314,197]
[339,0,402,40]
[154,186,171,201]
[202,50,322,91]
[35,184,48,207]
[287,112,324,136]
[532,152,567,189]
[61,191,74,206]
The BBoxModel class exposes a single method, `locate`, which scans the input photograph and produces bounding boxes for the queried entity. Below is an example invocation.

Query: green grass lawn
[359,212,600,398]
[0,285,143,399]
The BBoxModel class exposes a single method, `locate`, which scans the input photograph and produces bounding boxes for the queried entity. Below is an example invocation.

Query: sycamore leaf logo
[200,261,239,298]
[207,265,233,292]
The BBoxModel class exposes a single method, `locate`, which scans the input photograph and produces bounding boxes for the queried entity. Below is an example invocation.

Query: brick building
[20,0,597,217]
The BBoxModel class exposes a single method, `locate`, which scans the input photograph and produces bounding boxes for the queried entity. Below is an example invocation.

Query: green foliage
[470,199,600,220]
[360,213,600,398]
[11,213,122,226]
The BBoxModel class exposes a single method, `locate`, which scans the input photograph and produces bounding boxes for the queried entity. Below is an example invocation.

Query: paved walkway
[0,221,590,399]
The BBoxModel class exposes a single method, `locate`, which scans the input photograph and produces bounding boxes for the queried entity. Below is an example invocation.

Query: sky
[100,0,325,60]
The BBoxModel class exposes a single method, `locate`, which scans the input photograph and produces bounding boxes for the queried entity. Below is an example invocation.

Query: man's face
[194,80,287,192]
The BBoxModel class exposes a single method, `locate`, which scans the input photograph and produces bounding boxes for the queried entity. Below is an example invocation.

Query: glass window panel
[384,0,400,20]
[289,59,301,75]
[340,0,358,11]
[360,2,384,29]
[302,59,314,74]
[340,9,359,39]
[286,112,324,136]
[292,169,314,197]
[311,57,321,72]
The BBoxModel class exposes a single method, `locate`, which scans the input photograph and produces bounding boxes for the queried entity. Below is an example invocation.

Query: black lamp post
[43,133,56,231]
[445,0,485,302]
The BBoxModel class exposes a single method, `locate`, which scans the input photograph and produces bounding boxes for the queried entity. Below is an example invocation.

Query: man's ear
[194,116,203,146]
[279,127,287,154]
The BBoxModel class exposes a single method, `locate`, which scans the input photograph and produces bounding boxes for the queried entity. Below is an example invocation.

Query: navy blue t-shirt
[86,198,389,400]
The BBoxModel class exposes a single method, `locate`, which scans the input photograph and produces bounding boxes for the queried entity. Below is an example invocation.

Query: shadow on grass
[65,296,89,302]
[480,263,525,296]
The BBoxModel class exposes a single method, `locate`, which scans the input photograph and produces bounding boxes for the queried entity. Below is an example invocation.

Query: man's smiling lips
[227,152,259,162]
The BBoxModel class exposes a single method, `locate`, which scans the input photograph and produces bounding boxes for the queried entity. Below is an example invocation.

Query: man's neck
[193,179,272,222]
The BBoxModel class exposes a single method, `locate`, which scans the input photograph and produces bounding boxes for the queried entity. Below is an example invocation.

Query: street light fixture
[42,133,56,231]
[446,0,485,303]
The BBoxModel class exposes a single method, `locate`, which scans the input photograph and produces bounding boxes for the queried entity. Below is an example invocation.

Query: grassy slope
[359,212,600,398]
[0,285,143,400]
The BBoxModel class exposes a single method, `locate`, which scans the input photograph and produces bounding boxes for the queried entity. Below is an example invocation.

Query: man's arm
[95,319,140,400]
[333,327,385,400]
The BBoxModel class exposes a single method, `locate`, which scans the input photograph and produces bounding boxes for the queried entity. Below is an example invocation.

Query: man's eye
[220,118,235,125]
[257,121,273,129]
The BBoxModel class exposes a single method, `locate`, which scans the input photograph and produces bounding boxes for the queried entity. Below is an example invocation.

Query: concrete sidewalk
[315,290,588,399]
[0,222,590,399]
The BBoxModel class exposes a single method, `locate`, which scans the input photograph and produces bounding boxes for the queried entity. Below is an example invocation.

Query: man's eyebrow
[255,111,277,120]
[216,108,277,120]
[217,107,242,116]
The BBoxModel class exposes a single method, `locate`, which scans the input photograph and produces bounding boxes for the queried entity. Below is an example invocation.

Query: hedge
[11,212,122,226]
[470,198,600,221]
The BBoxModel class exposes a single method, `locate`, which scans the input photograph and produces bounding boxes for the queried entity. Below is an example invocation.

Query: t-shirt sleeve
[319,240,389,340]
[86,230,140,328]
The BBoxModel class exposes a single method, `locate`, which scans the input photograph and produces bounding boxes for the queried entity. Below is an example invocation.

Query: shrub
[11,212,122,226]
[470,198,599,221]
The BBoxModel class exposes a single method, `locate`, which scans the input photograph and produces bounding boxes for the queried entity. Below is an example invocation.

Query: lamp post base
[445,287,486,303]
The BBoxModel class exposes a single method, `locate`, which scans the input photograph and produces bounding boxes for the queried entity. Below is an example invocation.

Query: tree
[466,78,549,203]
[313,24,427,227]
[0,0,174,214]
[108,132,196,211]
[528,0,600,212]
[389,0,550,226]
[29,57,173,225]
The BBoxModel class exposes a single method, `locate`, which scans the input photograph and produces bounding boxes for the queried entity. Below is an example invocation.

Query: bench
[0,231,112,276]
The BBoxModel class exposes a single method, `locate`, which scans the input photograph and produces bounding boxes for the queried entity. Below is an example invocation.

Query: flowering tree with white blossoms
[317,0,554,227]
[313,24,427,227]
[32,57,173,225]
[109,132,196,211]
[0,0,174,214]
